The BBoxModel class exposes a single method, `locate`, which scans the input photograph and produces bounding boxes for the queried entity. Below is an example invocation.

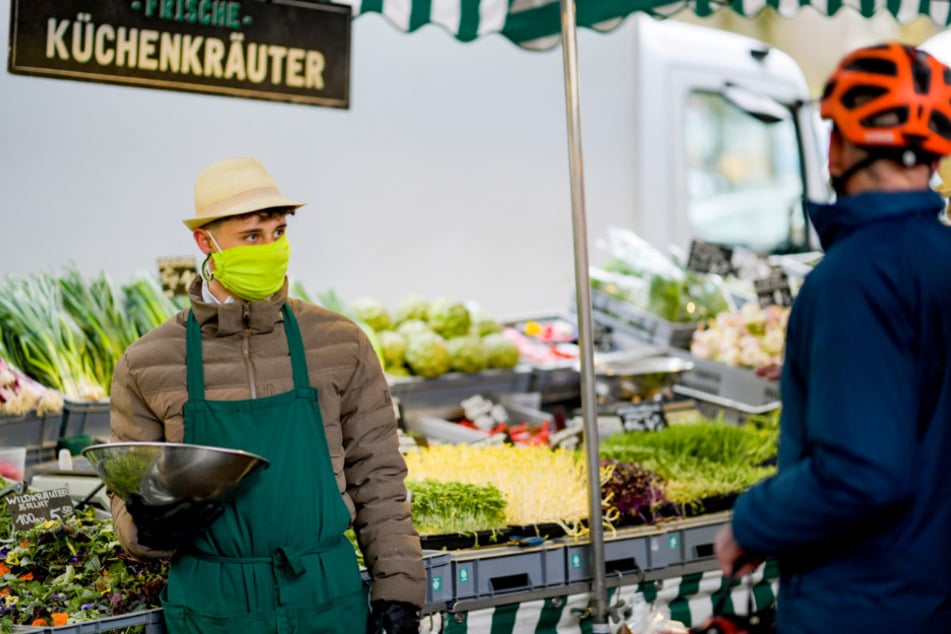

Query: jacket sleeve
[108,353,176,561]
[341,332,425,607]
[732,262,919,556]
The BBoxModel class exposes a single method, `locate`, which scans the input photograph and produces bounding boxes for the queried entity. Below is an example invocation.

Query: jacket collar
[187,277,287,336]
[807,189,944,251]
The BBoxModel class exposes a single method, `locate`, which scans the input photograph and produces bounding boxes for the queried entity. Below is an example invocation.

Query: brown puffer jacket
[109,279,425,607]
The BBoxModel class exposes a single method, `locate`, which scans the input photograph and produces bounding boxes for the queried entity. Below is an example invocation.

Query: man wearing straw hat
[108,157,424,634]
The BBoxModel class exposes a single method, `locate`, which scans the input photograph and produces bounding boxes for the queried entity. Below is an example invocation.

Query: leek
[122,273,180,336]
[0,273,104,401]
[59,268,139,393]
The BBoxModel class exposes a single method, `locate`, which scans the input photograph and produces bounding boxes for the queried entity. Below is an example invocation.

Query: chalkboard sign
[616,401,668,432]
[687,240,735,277]
[754,267,794,308]
[158,256,198,297]
[7,488,74,532]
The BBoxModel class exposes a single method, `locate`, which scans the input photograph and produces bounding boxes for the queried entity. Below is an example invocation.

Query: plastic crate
[423,550,453,605]
[60,399,111,440]
[13,608,164,633]
[402,397,552,445]
[646,528,684,570]
[0,412,62,446]
[388,369,533,413]
[681,522,723,563]
[670,353,781,424]
[360,550,454,608]
[565,530,650,583]
[591,291,697,350]
[529,365,580,404]
[0,412,63,469]
[451,543,567,599]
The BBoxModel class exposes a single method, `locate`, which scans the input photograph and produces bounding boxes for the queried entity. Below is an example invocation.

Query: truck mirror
[722,84,788,125]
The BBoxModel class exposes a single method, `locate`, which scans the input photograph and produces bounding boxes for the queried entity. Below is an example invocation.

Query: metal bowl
[591,353,695,401]
[82,442,269,506]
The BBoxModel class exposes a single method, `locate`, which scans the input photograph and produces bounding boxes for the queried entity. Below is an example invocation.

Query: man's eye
[274,228,285,239]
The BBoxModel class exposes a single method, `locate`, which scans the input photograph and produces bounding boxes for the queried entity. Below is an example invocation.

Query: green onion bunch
[0,270,180,401]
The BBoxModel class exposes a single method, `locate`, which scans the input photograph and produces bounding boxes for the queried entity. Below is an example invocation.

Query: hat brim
[183,197,305,231]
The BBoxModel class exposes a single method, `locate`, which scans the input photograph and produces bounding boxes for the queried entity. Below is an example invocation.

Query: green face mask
[204,233,290,301]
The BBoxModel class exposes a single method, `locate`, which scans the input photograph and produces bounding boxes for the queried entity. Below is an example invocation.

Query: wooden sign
[9,0,352,108]
[158,256,198,297]
[7,488,75,532]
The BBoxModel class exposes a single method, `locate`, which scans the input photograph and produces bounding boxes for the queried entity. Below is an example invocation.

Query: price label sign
[687,240,735,277]
[754,267,794,308]
[616,401,668,432]
[7,488,74,532]
[157,256,198,297]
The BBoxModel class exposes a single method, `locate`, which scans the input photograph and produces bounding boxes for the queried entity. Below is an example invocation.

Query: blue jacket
[732,190,951,633]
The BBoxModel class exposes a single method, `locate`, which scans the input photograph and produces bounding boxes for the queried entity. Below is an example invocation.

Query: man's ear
[828,128,845,178]
[193,230,213,255]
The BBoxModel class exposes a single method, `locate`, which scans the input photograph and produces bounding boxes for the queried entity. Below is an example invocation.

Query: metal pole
[557,1,609,630]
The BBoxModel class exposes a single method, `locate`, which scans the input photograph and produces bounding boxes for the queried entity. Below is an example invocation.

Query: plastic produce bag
[593,227,731,323]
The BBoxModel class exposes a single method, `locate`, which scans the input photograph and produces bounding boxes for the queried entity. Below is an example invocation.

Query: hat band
[197,186,292,220]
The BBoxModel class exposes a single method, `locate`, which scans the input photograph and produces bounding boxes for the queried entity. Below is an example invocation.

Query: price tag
[7,488,74,532]
[157,256,199,297]
[754,267,794,308]
[687,240,735,277]
[616,401,667,432]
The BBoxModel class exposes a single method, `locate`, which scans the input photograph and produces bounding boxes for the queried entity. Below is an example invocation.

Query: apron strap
[280,304,311,391]
[186,310,205,402]
[185,304,310,402]
[186,535,345,605]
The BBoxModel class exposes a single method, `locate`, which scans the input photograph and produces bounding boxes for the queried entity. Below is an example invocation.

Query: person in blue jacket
[715,42,951,632]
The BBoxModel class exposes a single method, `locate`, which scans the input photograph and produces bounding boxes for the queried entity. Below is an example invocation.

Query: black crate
[60,399,111,439]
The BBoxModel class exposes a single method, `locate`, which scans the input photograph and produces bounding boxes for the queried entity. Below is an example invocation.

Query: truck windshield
[685,90,804,254]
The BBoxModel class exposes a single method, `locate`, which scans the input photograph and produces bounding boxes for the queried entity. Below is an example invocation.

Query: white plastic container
[0,446,27,480]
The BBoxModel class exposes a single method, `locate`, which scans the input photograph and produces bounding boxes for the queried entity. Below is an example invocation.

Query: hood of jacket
[807,189,944,251]
[188,277,288,336]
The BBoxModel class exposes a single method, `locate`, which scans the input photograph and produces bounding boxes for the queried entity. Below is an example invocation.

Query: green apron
[161,305,368,634]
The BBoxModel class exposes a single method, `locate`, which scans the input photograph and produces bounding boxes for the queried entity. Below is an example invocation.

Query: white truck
[623,14,827,257]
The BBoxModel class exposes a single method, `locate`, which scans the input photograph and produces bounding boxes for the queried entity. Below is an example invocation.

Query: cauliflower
[404,332,452,378]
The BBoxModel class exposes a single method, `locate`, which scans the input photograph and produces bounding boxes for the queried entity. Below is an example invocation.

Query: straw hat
[183,157,305,230]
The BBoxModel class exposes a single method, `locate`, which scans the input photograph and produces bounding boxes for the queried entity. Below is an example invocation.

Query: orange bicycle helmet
[820,42,951,160]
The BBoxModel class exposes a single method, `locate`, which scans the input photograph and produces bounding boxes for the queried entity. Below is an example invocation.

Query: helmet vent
[860,106,908,128]
[842,85,887,110]
[912,63,932,94]
[844,57,898,76]
[929,110,951,141]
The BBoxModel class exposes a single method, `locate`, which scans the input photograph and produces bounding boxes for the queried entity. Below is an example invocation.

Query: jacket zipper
[242,304,257,399]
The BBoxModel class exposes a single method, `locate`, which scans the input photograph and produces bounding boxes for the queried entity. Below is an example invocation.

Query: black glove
[125,493,224,551]
[366,600,420,634]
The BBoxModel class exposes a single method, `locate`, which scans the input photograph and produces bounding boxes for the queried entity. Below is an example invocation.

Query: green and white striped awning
[431,560,780,633]
[346,0,951,49]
